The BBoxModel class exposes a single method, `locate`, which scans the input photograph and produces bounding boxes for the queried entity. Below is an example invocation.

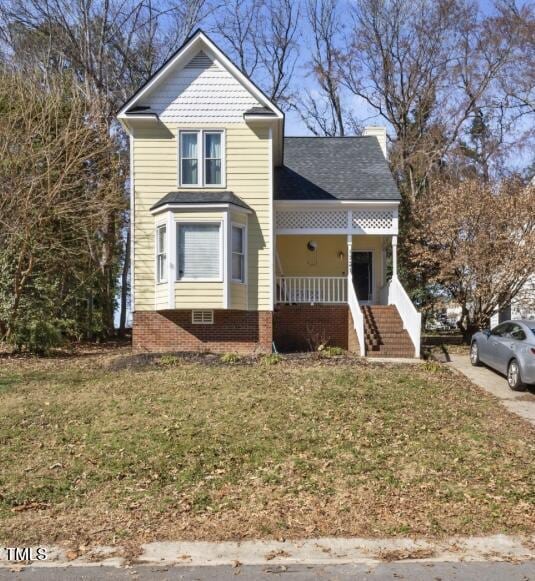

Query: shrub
[322,346,345,357]
[262,353,282,365]
[158,354,179,366]
[220,352,241,364]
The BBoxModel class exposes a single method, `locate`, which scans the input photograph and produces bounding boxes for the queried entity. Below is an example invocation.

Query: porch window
[177,223,221,280]
[179,130,224,187]
[156,224,167,283]
[231,224,246,283]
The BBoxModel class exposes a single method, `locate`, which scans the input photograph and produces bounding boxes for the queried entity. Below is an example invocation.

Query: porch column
[392,235,398,280]
[347,233,352,298]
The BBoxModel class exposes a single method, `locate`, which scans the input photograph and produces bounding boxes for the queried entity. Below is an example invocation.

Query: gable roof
[117,29,283,120]
[275,137,400,202]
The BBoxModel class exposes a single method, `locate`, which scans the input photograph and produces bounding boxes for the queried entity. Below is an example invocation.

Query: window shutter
[178,224,220,279]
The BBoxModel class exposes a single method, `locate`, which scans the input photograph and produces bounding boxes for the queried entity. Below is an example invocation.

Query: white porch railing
[276,277,347,304]
[386,276,422,357]
[347,279,366,356]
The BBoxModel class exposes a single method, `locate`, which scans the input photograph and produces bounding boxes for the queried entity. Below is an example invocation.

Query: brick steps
[362,305,415,358]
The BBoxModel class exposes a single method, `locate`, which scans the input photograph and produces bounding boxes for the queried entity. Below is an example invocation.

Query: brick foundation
[273,304,360,353]
[133,310,273,355]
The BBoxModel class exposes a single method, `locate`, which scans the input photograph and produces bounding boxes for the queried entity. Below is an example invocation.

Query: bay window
[156,224,167,283]
[231,224,246,283]
[177,223,221,280]
[179,130,224,187]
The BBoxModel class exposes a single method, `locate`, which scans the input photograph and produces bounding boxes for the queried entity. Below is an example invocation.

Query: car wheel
[470,342,481,366]
[507,359,525,391]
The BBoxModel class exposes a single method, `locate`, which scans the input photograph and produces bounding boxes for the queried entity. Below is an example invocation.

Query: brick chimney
[363,126,387,158]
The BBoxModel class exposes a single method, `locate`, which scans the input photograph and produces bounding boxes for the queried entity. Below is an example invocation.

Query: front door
[352,251,373,303]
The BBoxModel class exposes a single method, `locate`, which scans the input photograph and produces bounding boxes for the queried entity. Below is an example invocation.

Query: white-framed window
[177,222,222,280]
[180,132,199,186]
[231,224,246,283]
[178,130,224,187]
[156,224,167,283]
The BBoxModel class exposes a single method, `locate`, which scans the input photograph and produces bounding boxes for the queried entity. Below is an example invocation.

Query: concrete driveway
[448,354,535,426]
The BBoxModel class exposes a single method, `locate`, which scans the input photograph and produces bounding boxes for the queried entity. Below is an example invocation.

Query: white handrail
[276,277,347,304]
[387,276,421,357]
[347,281,366,356]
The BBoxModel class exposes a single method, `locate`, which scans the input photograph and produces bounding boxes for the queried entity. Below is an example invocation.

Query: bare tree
[0,69,124,348]
[0,0,208,335]
[408,176,535,340]
[295,0,347,136]
[338,0,533,203]
[212,0,300,108]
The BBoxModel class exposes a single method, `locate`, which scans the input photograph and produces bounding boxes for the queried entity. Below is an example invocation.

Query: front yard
[0,349,533,549]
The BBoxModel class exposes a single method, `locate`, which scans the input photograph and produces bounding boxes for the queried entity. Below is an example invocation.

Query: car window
[510,324,526,341]
[491,323,512,337]
[531,328,535,336]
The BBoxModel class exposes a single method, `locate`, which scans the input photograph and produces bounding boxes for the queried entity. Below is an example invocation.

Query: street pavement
[1,561,535,580]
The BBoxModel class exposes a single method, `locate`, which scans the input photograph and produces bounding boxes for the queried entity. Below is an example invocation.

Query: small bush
[220,352,241,364]
[262,353,282,365]
[11,320,64,355]
[322,346,345,357]
[158,354,179,366]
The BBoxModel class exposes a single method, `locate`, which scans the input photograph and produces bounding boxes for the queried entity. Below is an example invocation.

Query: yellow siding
[277,235,386,300]
[133,123,271,311]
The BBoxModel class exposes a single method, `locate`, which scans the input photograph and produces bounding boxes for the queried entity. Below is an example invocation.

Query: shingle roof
[151,191,252,211]
[275,137,400,201]
[244,106,277,116]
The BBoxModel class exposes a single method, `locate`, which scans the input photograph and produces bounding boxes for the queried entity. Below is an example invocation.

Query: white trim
[155,223,168,284]
[231,222,247,284]
[166,212,175,308]
[269,127,274,311]
[117,31,283,120]
[129,134,135,312]
[151,203,251,216]
[244,115,279,123]
[223,211,229,308]
[177,129,226,189]
[175,220,224,282]
[123,115,158,121]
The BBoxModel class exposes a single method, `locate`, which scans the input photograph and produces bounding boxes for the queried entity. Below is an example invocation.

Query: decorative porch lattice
[276,210,348,230]
[352,209,393,231]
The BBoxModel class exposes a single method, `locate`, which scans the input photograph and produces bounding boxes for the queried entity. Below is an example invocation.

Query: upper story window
[179,130,224,187]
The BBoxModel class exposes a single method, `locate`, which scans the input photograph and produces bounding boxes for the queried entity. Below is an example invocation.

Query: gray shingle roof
[151,191,252,211]
[244,106,277,116]
[275,137,400,201]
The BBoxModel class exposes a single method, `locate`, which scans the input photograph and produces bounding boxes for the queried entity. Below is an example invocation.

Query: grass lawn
[0,349,534,549]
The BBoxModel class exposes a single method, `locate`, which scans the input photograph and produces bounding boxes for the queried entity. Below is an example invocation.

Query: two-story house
[118,30,421,358]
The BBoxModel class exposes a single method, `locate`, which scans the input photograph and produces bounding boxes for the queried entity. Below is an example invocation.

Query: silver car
[471,320,535,390]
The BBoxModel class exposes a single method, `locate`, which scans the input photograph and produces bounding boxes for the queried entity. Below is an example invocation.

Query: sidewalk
[447,354,535,426]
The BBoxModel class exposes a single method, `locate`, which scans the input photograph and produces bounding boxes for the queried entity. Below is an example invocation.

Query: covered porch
[274,203,420,357]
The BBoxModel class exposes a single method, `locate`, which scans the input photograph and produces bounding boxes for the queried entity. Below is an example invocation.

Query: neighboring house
[117,30,421,357]
[491,275,535,327]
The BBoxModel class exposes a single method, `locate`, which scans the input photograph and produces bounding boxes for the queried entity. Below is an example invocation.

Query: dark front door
[352,251,373,302]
